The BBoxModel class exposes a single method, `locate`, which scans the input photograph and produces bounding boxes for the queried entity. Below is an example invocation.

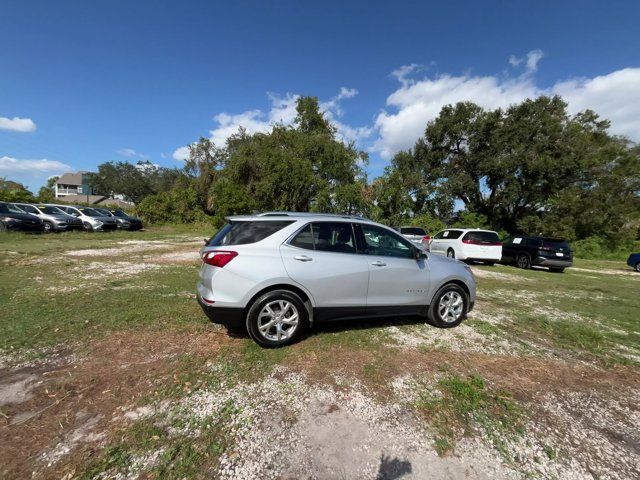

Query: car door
[280,221,369,320]
[430,230,446,254]
[357,223,430,315]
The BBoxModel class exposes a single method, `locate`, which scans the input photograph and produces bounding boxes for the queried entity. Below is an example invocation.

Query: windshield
[16,204,39,214]
[39,206,66,215]
[209,221,294,246]
[95,209,112,216]
[0,203,27,214]
[400,227,426,236]
[78,208,103,217]
[112,210,128,217]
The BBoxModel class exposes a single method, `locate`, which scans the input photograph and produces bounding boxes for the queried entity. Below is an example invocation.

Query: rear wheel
[43,221,53,233]
[246,290,307,347]
[0,221,6,233]
[516,253,531,269]
[428,283,468,328]
[447,248,455,259]
[634,262,640,273]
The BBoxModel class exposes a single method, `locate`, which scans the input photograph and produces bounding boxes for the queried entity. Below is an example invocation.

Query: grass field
[1,227,639,479]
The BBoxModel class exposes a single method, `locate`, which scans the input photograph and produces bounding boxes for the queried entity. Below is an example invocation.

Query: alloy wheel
[517,254,530,269]
[257,300,299,342]
[438,291,464,323]
[447,249,455,258]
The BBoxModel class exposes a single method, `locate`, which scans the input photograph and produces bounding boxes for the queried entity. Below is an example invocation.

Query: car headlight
[94,220,103,226]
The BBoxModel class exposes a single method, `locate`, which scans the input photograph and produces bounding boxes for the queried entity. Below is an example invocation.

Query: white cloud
[117,148,137,157]
[372,54,640,159]
[552,68,640,140]
[0,116,36,132]
[0,156,71,174]
[176,88,370,155]
[508,55,522,67]
[172,146,190,161]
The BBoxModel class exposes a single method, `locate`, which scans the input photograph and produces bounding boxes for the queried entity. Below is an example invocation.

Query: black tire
[483,261,495,266]
[447,248,455,259]
[43,221,53,233]
[516,253,531,269]
[0,221,6,233]
[246,289,307,348]
[428,283,469,328]
[635,262,640,273]
[83,222,94,232]
[549,267,565,273]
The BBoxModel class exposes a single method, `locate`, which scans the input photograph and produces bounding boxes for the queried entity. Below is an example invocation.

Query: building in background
[53,172,132,207]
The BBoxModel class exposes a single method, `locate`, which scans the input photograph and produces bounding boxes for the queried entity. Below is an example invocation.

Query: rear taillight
[423,236,430,242]
[202,250,238,268]
[462,239,502,246]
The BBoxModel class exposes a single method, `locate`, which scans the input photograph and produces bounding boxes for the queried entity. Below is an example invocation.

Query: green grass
[415,374,525,458]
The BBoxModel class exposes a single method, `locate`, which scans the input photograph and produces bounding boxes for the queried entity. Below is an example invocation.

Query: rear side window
[18,205,39,214]
[209,221,294,246]
[463,231,500,244]
[442,230,463,239]
[400,227,426,236]
[288,222,356,254]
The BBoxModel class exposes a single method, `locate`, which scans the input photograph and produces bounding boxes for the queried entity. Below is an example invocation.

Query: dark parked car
[627,253,640,273]
[109,209,143,230]
[501,236,572,272]
[0,202,44,232]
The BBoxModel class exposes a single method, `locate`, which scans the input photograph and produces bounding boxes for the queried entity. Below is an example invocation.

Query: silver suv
[197,213,476,347]
[45,204,118,232]
[12,203,83,232]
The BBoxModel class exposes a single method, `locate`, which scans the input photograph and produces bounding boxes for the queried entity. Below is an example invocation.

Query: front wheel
[43,221,53,233]
[635,262,640,273]
[428,284,468,328]
[83,222,94,232]
[246,290,307,347]
[447,249,455,259]
[516,253,531,269]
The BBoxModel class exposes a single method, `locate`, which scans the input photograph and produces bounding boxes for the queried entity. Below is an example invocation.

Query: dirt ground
[1,233,639,479]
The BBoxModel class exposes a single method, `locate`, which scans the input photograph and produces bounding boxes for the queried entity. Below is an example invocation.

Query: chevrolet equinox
[197,213,476,347]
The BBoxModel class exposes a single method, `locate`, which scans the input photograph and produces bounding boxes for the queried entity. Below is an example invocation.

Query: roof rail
[256,211,370,220]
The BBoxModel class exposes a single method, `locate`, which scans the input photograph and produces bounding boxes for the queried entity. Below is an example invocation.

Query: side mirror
[203,238,209,245]
[415,249,427,260]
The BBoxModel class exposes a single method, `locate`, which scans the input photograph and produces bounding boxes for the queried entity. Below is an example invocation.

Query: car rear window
[539,238,570,249]
[462,231,500,244]
[400,227,426,236]
[209,221,294,246]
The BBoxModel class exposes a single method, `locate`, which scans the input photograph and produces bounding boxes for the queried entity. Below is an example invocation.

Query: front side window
[17,204,39,214]
[433,231,445,240]
[360,224,413,258]
[209,220,294,246]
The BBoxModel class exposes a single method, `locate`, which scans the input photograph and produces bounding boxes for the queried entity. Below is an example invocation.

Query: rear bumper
[533,256,572,268]
[198,296,244,331]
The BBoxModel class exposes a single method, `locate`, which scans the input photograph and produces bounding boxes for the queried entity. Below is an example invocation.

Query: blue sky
[1,0,639,191]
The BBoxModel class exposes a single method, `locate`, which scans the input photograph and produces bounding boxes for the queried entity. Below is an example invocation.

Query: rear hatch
[400,227,428,246]
[461,231,502,258]
[537,238,572,259]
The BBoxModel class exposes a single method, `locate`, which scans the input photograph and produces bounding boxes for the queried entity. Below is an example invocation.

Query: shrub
[135,187,211,224]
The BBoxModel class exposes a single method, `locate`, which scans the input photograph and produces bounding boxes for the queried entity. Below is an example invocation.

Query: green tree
[0,178,36,202]
[37,176,59,202]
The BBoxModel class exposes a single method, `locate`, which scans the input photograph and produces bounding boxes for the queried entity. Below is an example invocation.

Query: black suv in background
[501,236,573,272]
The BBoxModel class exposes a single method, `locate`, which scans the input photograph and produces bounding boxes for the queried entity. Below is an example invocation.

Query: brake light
[423,236,430,242]
[462,239,502,246]
[202,250,238,267]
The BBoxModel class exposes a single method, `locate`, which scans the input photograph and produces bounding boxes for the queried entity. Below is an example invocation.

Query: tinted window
[2,204,26,214]
[447,230,464,239]
[462,231,500,244]
[312,222,356,254]
[112,210,128,218]
[361,224,413,258]
[540,238,570,249]
[17,204,39,214]
[433,231,445,240]
[209,221,294,246]
[79,208,103,216]
[289,224,315,250]
[400,227,426,236]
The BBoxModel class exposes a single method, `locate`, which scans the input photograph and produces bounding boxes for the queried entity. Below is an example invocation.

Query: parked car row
[0,201,143,233]
[396,226,574,272]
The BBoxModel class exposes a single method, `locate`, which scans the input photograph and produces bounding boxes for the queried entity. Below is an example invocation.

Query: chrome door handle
[371,260,386,267]
[293,255,313,262]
